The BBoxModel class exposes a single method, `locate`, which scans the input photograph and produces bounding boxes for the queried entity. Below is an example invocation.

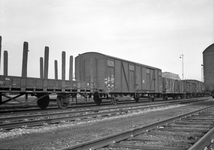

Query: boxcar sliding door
[106,59,115,92]
[129,64,135,92]
[146,68,155,92]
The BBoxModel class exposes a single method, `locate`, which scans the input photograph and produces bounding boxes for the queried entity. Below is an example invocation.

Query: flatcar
[203,43,214,97]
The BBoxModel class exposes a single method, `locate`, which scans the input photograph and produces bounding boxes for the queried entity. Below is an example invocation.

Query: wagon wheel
[111,97,117,105]
[134,97,139,103]
[149,97,155,102]
[56,95,69,109]
[36,94,50,110]
[163,95,168,101]
[93,91,102,105]
[94,97,102,105]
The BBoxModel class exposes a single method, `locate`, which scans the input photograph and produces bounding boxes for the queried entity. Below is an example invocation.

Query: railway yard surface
[0,97,214,150]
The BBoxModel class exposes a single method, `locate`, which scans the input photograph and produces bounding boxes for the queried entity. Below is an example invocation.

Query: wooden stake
[4,51,8,76]
[40,57,43,79]
[21,42,28,78]
[44,47,49,79]
[54,60,58,80]
[62,51,65,80]
[69,56,73,81]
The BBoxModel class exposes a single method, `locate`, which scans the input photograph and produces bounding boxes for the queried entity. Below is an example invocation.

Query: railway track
[0,96,208,114]
[0,98,207,130]
[59,104,214,150]
[0,98,147,114]
[0,97,207,115]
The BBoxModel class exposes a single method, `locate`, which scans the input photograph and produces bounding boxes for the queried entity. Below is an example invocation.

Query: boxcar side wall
[107,55,162,94]
[76,52,162,95]
[203,52,214,92]
[203,44,214,96]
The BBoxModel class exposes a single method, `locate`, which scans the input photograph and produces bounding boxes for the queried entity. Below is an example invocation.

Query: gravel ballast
[0,99,213,150]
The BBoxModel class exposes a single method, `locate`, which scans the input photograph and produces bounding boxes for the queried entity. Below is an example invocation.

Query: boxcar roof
[203,43,214,53]
[80,52,162,70]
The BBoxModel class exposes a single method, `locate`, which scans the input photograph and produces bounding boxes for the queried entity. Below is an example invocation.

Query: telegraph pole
[180,54,184,80]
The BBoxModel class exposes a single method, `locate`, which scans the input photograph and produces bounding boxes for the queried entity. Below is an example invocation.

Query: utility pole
[179,54,184,80]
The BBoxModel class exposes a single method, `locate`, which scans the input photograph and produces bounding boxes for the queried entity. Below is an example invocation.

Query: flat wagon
[75,52,162,105]
[0,36,93,109]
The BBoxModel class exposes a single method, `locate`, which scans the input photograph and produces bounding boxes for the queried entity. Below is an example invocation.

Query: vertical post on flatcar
[62,51,66,80]
[44,47,49,80]
[21,42,28,92]
[69,56,73,81]
[20,42,28,104]
[43,47,49,92]
[54,60,58,93]
[62,51,65,92]
[54,60,58,80]
[4,51,8,76]
[40,57,43,79]
[21,42,28,78]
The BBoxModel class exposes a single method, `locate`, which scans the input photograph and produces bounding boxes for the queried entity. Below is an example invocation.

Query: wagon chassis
[0,90,93,110]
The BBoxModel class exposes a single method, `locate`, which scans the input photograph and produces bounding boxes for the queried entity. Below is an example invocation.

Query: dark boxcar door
[129,64,135,92]
[146,68,155,91]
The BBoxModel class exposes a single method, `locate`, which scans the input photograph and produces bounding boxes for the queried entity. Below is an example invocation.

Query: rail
[59,105,214,150]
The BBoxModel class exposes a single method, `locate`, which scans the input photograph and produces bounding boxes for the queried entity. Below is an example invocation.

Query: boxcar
[162,72,183,99]
[183,80,204,98]
[188,80,204,97]
[203,43,214,97]
[75,52,162,105]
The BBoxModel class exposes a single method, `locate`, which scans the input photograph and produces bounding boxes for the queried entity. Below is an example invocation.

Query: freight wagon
[162,72,183,100]
[0,36,93,109]
[161,72,204,99]
[203,43,214,97]
[75,52,162,105]
[185,80,204,97]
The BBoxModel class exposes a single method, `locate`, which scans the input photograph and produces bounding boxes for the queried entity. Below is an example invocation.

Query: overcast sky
[0,0,213,81]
